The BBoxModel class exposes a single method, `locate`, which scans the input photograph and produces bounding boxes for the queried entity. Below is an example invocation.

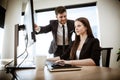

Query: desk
[16,66,120,80]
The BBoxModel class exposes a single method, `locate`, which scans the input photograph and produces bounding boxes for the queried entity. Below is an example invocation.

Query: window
[35,4,99,56]
[20,3,99,58]
[67,6,99,38]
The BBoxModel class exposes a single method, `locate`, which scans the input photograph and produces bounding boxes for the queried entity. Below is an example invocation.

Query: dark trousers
[54,45,69,57]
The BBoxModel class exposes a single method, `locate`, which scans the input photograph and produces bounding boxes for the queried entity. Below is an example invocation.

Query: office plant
[117,48,120,61]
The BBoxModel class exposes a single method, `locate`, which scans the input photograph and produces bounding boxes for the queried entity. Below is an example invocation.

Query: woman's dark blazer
[36,20,74,54]
[61,37,101,66]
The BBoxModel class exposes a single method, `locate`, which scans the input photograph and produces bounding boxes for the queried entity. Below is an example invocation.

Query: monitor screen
[24,0,36,47]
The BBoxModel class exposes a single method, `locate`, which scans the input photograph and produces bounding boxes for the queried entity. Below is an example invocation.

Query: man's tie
[62,25,65,54]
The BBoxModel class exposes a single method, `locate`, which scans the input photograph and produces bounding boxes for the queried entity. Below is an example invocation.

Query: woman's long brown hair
[69,17,94,59]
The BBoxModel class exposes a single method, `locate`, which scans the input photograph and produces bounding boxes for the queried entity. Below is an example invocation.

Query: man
[34,6,74,59]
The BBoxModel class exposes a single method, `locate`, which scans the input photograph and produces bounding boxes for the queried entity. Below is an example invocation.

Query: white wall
[2,0,22,59]
[97,0,120,68]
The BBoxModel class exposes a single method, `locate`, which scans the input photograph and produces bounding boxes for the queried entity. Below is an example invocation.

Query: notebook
[46,60,82,72]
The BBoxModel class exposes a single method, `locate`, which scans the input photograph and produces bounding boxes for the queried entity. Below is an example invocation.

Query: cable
[12,71,19,80]
[4,31,33,80]
[4,50,26,68]
[15,69,21,80]
[17,50,29,67]
[4,33,28,68]
[17,33,29,67]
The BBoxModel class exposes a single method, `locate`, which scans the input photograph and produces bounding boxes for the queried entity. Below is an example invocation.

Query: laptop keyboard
[51,63,73,69]
[46,60,80,69]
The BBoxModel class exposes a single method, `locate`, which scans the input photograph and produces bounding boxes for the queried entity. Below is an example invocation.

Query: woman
[55,17,101,66]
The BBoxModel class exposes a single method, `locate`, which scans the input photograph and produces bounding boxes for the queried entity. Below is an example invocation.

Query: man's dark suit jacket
[61,37,101,66]
[36,20,74,54]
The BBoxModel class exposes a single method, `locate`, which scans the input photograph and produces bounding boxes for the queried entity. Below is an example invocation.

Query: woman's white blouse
[76,50,81,60]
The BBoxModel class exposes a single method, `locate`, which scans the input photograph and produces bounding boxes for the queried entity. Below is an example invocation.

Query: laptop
[46,60,82,72]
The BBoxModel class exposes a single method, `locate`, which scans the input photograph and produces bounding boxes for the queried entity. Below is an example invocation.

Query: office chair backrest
[100,47,113,67]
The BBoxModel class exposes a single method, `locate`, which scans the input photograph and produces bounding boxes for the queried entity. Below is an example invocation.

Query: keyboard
[46,61,82,72]
[51,63,75,69]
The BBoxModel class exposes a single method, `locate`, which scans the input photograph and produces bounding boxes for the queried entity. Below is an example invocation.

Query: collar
[59,23,67,28]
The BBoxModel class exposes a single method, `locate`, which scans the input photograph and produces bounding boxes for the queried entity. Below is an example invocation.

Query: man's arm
[34,23,52,34]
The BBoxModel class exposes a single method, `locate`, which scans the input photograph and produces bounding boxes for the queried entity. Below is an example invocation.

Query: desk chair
[100,47,113,67]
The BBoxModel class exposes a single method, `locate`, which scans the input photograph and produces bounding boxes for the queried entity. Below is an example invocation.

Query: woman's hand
[47,56,60,62]
[55,60,66,66]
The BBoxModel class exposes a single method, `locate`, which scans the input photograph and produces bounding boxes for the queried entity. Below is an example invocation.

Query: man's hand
[34,24,40,32]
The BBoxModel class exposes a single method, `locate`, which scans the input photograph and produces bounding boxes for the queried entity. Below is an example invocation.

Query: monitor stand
[5,24,35,80]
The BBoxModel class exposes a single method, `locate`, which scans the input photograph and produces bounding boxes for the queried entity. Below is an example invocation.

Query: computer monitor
[14,0,36,67]
[24,0,36,46]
